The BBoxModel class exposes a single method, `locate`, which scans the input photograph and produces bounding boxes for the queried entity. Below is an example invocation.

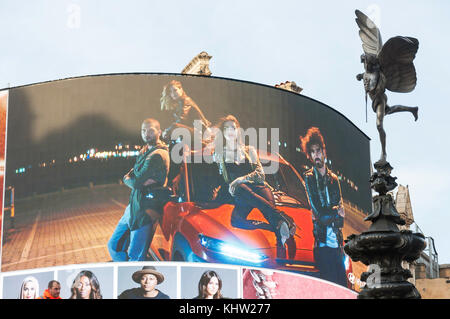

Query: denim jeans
[108,205,153,261]
[314,246,347,287]
[231,183,280,231]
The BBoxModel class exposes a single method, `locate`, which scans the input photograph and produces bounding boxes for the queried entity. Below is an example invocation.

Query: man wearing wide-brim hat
[118,266,170,299]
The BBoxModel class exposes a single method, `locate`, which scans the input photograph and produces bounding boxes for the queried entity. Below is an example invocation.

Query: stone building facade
[395,185,450,298]
[181,51,212,76]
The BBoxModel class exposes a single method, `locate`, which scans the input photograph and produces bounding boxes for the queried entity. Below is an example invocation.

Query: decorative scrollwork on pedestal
[344,162,426,298]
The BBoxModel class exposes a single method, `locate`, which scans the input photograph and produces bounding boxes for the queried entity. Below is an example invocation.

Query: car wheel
[171,233,194,262]
[172,251,185,261]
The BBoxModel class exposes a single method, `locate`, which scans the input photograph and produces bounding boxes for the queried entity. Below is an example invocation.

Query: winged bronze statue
[355,10,419,163]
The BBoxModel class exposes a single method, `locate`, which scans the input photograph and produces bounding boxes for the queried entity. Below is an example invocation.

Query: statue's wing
[355,10,383,56]
[379,36,419,93]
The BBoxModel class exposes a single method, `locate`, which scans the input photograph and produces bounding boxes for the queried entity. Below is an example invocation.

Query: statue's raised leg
[386,105,419,121]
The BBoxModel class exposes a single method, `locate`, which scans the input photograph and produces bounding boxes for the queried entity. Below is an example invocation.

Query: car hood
[182,203,315,254]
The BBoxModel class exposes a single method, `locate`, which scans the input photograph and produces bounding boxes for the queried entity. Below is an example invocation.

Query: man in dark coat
[118,266,170,299]
[108,118,170,261]
[301,127,347,287]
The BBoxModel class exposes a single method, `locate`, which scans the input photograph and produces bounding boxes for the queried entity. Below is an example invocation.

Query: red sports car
[148,151,352,281]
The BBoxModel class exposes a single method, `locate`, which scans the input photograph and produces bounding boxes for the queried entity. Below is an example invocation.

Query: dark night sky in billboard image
[5,75,371,212]
[0,1,448,262]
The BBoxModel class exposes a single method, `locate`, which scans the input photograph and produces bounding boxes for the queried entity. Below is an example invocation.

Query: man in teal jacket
[108,118,170,261]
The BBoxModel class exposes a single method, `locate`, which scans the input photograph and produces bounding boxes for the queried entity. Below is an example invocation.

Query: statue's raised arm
[355,9,419,163]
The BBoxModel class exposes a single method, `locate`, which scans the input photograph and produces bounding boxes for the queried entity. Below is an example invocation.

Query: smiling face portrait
[197,271,223,299]
[206,276,220,298]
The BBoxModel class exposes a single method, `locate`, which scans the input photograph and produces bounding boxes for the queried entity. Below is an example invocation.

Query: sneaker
[277,221,290,245]
[278,211,296,236]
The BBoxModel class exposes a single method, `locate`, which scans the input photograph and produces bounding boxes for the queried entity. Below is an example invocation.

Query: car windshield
[184,157,310,209]
[264,162,310,209]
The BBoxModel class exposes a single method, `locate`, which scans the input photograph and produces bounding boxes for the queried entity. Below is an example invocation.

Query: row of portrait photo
[0,261,357,299]
[0,262,240,299]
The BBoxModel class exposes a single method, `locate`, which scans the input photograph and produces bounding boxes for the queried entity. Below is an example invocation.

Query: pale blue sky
[1,0,449,263]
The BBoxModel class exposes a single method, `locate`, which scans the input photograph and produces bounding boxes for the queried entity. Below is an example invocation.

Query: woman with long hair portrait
[194,270,223,299]
[213,115,296,258]
[18,276,39,299]
[160,80,211,143]
[69,270,103,299]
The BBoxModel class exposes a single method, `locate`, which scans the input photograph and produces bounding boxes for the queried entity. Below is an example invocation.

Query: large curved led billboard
[0,74,371,297]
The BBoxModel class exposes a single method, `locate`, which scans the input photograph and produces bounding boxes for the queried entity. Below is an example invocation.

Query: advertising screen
[0,74,371,298]
[0,91,7,255]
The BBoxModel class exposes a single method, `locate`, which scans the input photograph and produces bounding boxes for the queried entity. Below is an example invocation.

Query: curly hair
[196,270,223,299]
[70,270,102,299]
[300,127,326,162]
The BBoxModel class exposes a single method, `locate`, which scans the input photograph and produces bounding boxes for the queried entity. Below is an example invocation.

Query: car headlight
[199,234,267,264]
[344,254,350,270]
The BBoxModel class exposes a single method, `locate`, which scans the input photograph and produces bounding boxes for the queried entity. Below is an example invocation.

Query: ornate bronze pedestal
[344,161,426,298]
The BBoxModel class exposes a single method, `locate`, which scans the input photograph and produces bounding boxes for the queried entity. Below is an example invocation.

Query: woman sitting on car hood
[212,115,296,258]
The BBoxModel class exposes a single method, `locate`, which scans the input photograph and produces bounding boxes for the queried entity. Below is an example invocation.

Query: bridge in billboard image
[0,74,371,291]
